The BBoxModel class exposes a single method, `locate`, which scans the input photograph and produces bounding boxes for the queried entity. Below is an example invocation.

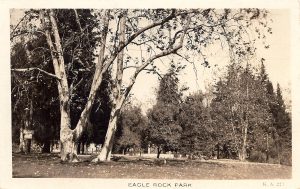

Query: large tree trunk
[41,10,80,162]
[59,101,79,162]
[93,13,126,162]
[58,97,79,162]
[95,108,119,161]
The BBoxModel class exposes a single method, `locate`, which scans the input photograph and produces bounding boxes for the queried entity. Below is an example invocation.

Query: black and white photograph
[1,1,300,189]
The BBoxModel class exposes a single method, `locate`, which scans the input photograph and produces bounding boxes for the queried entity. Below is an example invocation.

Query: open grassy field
[12,153,291,179]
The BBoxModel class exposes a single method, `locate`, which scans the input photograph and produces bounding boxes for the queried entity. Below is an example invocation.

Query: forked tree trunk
[93,12,190,162]
[70,10,110,160]
[73,72,104,138]
[93,13,126,162]
[59,102,79,162]
[40,9,88,162]
[40,9,188,163]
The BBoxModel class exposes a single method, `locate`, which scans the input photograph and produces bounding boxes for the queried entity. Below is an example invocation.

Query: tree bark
[239,82,249,161]
[95,108,119,161]
[59,102,79,162]
[41,10,79,162]
[19,127,25,153]
[157,146,161,159]
[93,13,126,162]
[240,123,248,161]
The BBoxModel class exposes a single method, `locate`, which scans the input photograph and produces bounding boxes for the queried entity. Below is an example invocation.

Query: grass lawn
[12,153,291,179]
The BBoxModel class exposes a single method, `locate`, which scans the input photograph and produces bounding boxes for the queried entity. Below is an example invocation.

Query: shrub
[248,150,266,163]
[280,150,292,166]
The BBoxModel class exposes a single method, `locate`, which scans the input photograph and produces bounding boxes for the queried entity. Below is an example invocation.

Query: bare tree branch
[40,10,62,80]
[10,12,30,39]
[10,30,46,40]
[73,9,83,33]
[122,9,176,51]
[11,67,60,80]
[174,52,193,64]
[101,9,177,71]
[117,15,192,110]
[143,68,163,79]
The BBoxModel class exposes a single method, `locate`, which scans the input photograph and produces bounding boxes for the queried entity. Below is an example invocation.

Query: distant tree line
[113,63,291,165]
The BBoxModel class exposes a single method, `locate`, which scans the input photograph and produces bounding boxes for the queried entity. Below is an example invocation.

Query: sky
[128,9,291,112]
[10,9,291,113]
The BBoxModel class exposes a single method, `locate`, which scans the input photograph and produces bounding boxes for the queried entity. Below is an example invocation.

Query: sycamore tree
[10,8,271,162]
[11,9,101,159]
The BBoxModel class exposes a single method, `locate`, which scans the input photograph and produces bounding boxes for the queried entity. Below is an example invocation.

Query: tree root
[61,153,80,163]
[91,157,100,163]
